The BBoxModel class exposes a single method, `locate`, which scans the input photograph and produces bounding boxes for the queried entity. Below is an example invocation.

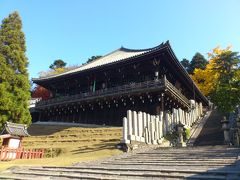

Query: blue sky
[1,0,240,79]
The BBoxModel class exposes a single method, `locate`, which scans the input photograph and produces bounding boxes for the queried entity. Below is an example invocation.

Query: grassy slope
[0,124,122,171]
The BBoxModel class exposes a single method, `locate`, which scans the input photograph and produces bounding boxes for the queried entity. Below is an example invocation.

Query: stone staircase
[194,110,224,146]
[0,146,239,179]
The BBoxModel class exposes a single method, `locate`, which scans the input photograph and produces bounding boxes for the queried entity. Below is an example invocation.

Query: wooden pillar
[161,93,165,112]
[38,111,42,121]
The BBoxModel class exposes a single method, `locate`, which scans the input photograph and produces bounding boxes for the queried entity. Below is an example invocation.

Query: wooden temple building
[32,41,208,126]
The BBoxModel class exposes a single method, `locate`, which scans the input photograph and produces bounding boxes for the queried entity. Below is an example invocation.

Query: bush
[44,148,65,158]
[183,127,191,141]
[165,131,179,146]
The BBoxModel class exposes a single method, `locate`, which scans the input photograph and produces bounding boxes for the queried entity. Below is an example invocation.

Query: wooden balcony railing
[36,78,190,108]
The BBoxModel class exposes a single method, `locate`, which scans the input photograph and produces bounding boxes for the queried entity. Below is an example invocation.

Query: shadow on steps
[194,110,224,146]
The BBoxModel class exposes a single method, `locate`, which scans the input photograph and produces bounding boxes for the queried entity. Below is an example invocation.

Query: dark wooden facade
[32,42,208,126]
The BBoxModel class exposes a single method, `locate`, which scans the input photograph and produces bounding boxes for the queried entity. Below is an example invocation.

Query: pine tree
[189,52,208,74]
[0,12,31,128]
[49,59,67,70]
[180,58,190,73]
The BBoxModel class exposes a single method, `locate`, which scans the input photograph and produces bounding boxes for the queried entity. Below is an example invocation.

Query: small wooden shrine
[0,122,44,161]
[0,122,29,149]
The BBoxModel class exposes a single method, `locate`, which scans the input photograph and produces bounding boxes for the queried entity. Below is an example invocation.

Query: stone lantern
[235,115,240,146]
[221,116,230,145]
[177,123,186,147]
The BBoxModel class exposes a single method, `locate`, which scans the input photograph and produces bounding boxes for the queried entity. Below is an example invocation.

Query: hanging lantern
[116,104,118,107]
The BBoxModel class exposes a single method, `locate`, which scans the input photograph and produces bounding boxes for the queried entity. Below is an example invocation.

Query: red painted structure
[0,122,44,161]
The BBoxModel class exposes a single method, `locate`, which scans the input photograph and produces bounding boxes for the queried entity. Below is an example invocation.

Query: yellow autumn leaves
[191,46,233,97]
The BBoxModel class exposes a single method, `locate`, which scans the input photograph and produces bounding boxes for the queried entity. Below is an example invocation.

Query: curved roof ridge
[55,47,124,76]
[33,42,167,81]
[120,42,165,52]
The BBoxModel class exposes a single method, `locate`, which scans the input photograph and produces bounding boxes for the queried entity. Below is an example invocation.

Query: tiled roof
[33,43,166,81]
[1,122,30,137]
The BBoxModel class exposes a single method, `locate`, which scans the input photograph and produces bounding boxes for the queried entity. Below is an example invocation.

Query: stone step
[0,173,50,180]
[133,152,239,155]
[104,158,238,164]
[115,158,237,162]
[12,170,125,180]
[129,155,238,158]
[37,166,240,175]
[126,154,238,157]
[137,152,240,155]
[115,157,237,161]
[100,161,236,167]
[82,165,237,171]
[12,169,228,180]
[102,160,236,166]
[150,148,239,151]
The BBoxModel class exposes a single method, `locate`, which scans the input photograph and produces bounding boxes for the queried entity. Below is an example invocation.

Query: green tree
[49,59,67,70]
[87,55,102,63]
[191,46,240,114]
[189,52,208,74]
[209,48,240,113]
[180,58,190,73]
[0,12,31,128]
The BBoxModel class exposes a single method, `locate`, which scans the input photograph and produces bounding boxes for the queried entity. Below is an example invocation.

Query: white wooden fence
[122,100,203,144]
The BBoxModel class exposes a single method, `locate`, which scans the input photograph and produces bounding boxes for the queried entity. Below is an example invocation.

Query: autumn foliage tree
[31,85,51,100]
[191,46,240,113]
